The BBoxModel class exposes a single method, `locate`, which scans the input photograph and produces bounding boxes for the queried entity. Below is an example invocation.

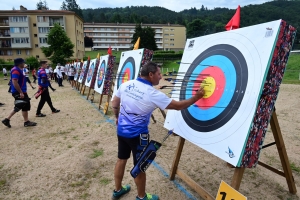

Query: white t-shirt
[115,77,172,138]
[3,68,7,74]
[60,66,65,73]
[23,68,29,77]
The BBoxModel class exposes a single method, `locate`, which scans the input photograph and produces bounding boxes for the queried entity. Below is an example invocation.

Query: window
[38,27,50,33]
[164,34,169,36]
[34,34,37,37]
[36,55,39,58]
[10,27,28,33]
[35,44,38,48]
[37,16,49,22]
[39,37,47,43]
[7,50,13,55]
[16,50,21,55]
[170,29,175,31]
[164,39,169,41]
[26,50,30,55]
[165,44,169,46]
[170,34,174,36]
[11,38,29,43]
[33,23,36,27]
[170,39,175,41]
[170,43,174,46]
[164,29,169,31]
[9,16,28,22]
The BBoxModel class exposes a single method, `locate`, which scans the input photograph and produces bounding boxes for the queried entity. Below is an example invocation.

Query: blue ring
[186,55,236,121]
[87,62,95,83]
[97,60,106,88]
[117,57,135,88]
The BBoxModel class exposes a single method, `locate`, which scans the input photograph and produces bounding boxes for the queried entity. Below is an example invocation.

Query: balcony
[49,21,64,26]
[0,40,12,48]
[0,22,9,27]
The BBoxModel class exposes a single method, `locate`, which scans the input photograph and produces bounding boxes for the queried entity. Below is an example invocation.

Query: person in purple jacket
[2,58,37,128]
[36,61,60,117]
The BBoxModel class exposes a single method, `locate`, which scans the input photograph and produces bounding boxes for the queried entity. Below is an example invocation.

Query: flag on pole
[107,46,112,55]
[97,53,100,60]
[88,56,90,61]
[225,5,241,31]
[81,59,83,62]
[133,37,140,50]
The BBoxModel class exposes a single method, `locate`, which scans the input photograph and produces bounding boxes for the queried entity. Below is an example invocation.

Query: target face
[94,55,109,94]
[74,62,81,81]
[78,61,87,83]
[112,49,144,98]
[85,59,96,87]
[164,20,282,167]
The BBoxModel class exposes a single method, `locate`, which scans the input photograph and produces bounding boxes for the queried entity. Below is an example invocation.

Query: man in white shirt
[56,66,63,87]
[23,64,35,90]
[3,67,7,80]
[111,62,204,200]
[60,65,65,80]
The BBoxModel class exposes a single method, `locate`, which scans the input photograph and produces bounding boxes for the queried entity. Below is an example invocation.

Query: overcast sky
[2,0,271,12]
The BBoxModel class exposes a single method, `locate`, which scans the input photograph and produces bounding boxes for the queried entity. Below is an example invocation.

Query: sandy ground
[0,77,300,200]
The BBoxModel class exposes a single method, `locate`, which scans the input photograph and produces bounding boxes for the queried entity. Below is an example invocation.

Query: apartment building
[0,6,84,61]
[84,23,186,51]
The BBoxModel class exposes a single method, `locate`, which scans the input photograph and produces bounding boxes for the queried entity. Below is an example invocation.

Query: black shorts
[68,76,74,81]
[118,135,147,165]
[12,93,31,111]
[4,73,7,77]
[26,77,31,84]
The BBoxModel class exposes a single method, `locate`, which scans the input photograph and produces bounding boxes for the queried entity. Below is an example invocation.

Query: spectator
[57,66,64,87]
[32,68,37,84]
[23,64,36,90]
[3,67,7,80]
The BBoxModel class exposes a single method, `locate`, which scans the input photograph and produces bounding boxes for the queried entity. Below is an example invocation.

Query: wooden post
[269,110,297,194]
[170,137,185,180]
[231,168,245,190]
[90,91,95,102]
[99,94,104,109]
[86,87,91,100]
[81,85,86,95]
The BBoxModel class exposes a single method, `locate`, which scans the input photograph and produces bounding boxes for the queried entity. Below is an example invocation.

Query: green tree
[186,19,207,38]
[26,56,40,69]
[61,0,83,19]
[41,23,74,65]
[36,0,49,10]
[131,24,158,51]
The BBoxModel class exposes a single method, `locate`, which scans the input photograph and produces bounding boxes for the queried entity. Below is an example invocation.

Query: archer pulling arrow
[111,62,205,200]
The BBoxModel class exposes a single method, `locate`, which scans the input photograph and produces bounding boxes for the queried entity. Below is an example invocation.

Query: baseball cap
[14,58,25,66]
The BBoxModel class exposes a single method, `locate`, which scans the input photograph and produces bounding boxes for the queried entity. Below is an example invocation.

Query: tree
[61,0,84,19]
[41,23,74,65]
[36,0,49,10]
[84,36,93,47]
[26,56,40,69]
[131,24,158,51]
[186,19,207,38]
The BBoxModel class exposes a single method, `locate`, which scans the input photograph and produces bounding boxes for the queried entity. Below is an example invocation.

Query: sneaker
[24,121,37,127]
[36,113,46,117]
[52,109,60,114]
[0,102,4,106]
[136,193,159,200]
[112,185,131,200]
[2,118,11,128]
[52,88,56,92]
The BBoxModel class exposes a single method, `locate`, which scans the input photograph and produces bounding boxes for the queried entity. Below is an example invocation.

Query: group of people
[1,58,60,128]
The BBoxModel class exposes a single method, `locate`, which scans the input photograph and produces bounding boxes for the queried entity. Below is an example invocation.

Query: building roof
[0,10,84,22]
[84,23,185,27]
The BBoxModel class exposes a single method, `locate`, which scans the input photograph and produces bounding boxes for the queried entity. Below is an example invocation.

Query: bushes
[26,56,40,69]
[153,52,183,59]
[154,50,176,54]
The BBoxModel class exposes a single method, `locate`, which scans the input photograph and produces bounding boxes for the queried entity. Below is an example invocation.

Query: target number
[216,181,247,200]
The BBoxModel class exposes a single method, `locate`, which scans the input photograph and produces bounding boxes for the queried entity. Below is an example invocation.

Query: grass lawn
[85,50,122,63]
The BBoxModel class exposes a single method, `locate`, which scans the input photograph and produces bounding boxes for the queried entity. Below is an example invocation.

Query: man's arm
[166,87,205,110]
[111,96,121,119]
[12,79,24,98]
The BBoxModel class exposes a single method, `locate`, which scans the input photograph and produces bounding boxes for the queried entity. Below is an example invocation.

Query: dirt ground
[0,77,299,200]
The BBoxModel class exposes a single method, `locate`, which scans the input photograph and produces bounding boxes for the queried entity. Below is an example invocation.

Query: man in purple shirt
[2,58,37,128]
[36,61,60,117]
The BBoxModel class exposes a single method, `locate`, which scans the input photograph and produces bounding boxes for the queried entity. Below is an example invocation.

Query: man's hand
[20,93,24,99]
[194,86,205,100]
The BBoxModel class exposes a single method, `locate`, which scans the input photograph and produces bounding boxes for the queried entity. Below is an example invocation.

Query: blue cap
[14,58,25,66]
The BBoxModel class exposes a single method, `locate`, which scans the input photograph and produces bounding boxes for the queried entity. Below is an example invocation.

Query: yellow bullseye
[201,76,216,98]
[123,73,129,83]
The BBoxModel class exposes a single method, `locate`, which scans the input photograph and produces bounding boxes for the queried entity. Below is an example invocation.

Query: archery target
[85,59,97,87]
[74,62,81,81]
[78,61,87,83]
[94,55,109,94]
[112,49,144,98]
[164,19,282,166]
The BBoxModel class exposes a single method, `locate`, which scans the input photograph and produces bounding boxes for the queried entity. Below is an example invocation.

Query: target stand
[169,108,296,199]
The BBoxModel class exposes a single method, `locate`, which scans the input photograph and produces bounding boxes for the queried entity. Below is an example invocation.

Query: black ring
[117,57,135,89]
[97,60,106,88]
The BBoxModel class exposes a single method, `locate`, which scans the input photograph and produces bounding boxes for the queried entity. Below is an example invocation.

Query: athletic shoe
[24,121,37,127]
[2,118,11,128]
[52,109,60,114]
[112,185,131,200]
[136,193,159,200]
[0,102,4,106]
[52,89,56,92]
[36,113,46,117]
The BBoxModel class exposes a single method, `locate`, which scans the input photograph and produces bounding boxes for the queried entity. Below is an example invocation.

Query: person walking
[111,62,205,200]
[36,61,60,117]
[57,66,64,87]
[68,65,76,89]
[3,67,7,80]
[32,68,37,84]
[23,64,36,90]
[2,58,37,128]
[46,65,56,92]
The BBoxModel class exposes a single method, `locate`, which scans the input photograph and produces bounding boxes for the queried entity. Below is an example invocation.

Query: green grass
[85,50,122,63]
[100,178,111,185]
[290,162,300,173]
[0,179,6,187]
[283,53,300,84]
[89,149,103,158]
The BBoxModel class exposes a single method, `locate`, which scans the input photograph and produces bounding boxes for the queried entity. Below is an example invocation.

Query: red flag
[107,46,112,55]
[225,5,240,31]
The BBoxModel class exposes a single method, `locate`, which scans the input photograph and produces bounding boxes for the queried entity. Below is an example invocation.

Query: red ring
[122,68,131,83]
[192,66,225,110]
